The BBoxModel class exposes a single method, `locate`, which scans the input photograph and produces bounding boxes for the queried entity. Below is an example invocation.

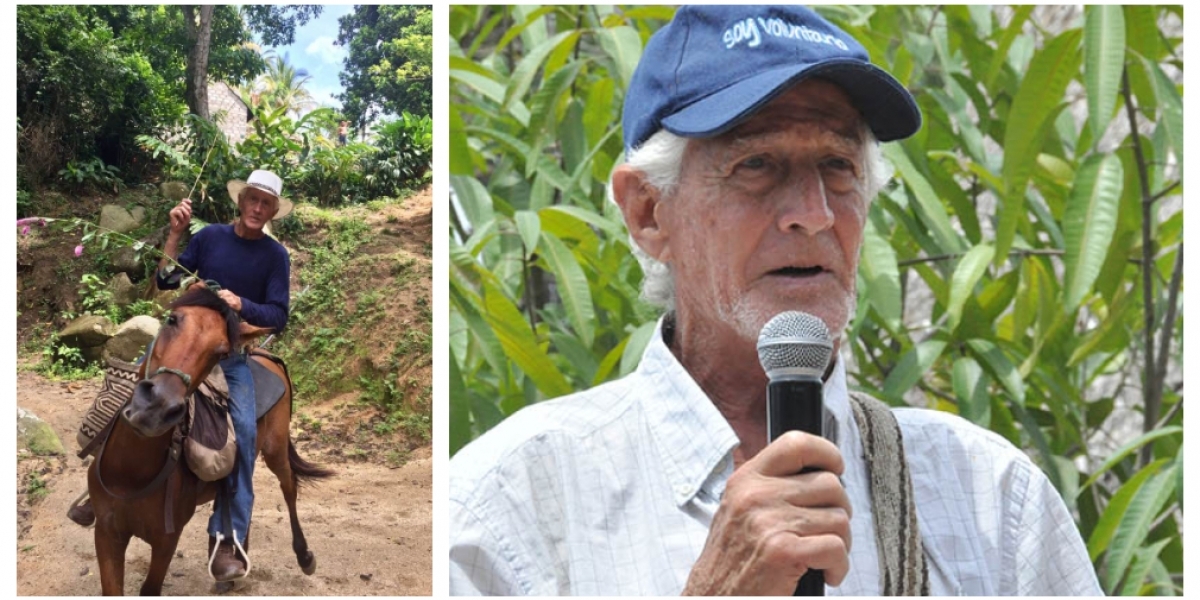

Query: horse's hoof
[213,580,235,594]
[300,551,317,575]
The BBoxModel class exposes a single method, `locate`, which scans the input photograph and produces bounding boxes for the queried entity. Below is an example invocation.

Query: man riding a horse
[71,169,293,583]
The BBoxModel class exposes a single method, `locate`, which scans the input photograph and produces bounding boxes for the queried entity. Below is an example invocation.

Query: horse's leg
[261,408,317,575]
[138,533,182,596]
[95,523,132,596]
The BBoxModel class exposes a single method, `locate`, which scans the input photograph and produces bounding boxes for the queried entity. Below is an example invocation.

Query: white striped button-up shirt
[449,323,1102,595]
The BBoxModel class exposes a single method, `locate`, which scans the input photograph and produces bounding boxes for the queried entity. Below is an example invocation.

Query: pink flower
[74,245,84,257]
[21,226,29,236]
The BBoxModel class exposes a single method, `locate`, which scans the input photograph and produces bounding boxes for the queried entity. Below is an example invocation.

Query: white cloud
[306,84,343,110]
[305,36,345,66]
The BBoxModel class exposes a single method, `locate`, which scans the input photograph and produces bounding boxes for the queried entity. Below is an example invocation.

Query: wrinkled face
[656,79,870,345]
[123,307,231,438]
[238,188,280,232]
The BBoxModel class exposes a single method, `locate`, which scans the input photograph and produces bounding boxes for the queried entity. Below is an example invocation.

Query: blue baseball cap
[623,5,922,152]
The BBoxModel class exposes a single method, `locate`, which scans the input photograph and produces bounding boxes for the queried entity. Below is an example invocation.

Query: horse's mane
[168,287,241,348]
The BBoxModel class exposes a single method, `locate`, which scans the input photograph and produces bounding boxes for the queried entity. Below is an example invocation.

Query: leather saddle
[247,350,290,419]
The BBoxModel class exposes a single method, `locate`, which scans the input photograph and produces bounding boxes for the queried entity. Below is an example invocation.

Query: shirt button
[675,484,691,496]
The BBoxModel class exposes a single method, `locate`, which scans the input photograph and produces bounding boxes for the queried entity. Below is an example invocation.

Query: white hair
[609,126,892,311]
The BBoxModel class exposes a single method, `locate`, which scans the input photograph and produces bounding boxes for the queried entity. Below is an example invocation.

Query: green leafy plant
[57,158,123,193]
[78,273,116,320]
[37,334,101,380]
[24,473,50,502]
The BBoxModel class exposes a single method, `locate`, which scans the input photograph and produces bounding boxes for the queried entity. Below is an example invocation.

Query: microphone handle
[766,378,825,597]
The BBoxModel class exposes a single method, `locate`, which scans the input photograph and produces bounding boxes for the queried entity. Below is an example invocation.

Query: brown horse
[88,287,333,595]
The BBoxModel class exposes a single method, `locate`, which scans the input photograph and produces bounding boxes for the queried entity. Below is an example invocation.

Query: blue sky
[257,5,355,111]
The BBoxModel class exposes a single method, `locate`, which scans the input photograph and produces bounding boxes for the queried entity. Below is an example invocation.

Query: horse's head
[122,287,272,438]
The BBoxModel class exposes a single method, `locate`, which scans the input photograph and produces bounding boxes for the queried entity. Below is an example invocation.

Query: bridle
[93,280,233,533]
[92,312,212,534]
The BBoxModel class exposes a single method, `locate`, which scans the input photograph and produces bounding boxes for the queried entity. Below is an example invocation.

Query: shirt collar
[635,317,739,507]
[633,317,854,507]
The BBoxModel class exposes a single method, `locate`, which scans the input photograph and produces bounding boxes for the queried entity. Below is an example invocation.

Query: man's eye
[738,156,769,170]
[823,157,855,172]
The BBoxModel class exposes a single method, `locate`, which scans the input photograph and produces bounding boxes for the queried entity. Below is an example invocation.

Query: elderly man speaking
[449,6,1101,596]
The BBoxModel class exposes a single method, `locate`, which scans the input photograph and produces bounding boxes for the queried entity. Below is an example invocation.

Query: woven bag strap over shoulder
[848,391,929,596]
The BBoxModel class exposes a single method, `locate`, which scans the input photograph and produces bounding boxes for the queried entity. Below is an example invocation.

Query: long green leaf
[450,175,494,233]
[481,278,572,398]
[1123,6,1160,113]
[619,320,657,377]
[527,60,585,143]
[449,105,473,175]
[984,6,1035,91]
[513,210,540,260]
[1062,153,1123,311]
[582,77,616,148]
[542,205,626,242]
[492,6,556,59]
[1003,29,1082,194]
[859,220,902,331]
[449,352,472,456]
[1005,399,1063,492]
[1067,288,1131,367]
[1088,458,1167,561]
[1083,6,1125,143]
[966,339,1024,403]
[951,357,990,426]
[449,279,507,374]
[464,125,533,164]
[596,25,643,89]
[882,339,947,403]
[998,29,1082,262]
[1144,56,1184,166]
[1103,460,1179,593]
[883,144,964,254]
[1080,426,1182,490]
[504,30,575,112]
[1119,538,1172,596]
[947,243,994,330]
[593,334,628,386]
[537,233,596,348]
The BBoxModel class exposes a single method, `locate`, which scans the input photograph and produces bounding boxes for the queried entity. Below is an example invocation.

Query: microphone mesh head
[757,311,833,377]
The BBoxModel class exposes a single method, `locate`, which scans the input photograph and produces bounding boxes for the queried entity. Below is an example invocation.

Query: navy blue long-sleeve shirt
[157,224,290,333]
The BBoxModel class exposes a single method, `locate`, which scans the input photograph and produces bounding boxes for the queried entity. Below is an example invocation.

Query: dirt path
[16,368,432,596]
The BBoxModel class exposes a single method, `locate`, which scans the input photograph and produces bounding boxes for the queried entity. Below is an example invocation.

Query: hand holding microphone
[758,311,838,596]
[682,312,850,596]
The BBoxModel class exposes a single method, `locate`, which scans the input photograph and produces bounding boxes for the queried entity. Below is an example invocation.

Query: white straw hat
[226,170,294,220]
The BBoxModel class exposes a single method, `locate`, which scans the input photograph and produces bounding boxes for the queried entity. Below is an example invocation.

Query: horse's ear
[238,322,274,342]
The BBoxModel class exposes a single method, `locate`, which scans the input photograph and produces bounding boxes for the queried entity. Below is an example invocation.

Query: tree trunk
[183,5,214,121]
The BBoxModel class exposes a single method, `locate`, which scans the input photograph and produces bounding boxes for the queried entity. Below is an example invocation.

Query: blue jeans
[208,353,256,546]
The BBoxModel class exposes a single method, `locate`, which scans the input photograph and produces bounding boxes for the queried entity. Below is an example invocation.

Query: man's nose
[778,172,835,234]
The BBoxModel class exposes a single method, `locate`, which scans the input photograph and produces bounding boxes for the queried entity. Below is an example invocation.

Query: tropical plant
[364,112,433,197]
[57,158,123,193]
[448,5,1183,596]
[248,51,319,118]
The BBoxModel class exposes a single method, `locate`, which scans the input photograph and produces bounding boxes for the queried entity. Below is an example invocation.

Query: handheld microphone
[757,311,834,597]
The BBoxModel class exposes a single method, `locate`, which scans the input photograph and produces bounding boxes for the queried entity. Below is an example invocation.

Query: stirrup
[207,530,253,581]
[67,490,96,530]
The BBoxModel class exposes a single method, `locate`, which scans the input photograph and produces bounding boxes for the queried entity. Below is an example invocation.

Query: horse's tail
[288,439,335,485]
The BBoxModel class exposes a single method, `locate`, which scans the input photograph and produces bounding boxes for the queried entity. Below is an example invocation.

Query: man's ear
[612,165,671,262]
